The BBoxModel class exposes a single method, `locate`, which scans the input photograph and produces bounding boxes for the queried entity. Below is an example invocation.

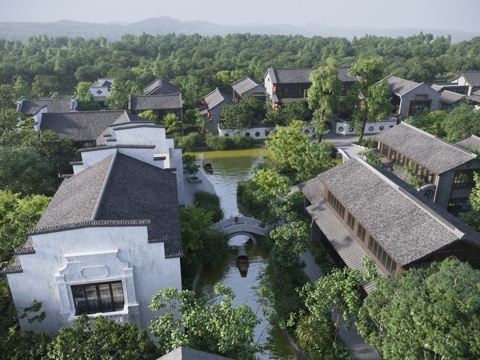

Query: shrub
[194,190,224,222]
[205,133,231,150]
[176,133,205,151]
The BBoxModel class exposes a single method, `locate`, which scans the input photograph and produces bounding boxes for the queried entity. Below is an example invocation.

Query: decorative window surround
[55,250,139,324]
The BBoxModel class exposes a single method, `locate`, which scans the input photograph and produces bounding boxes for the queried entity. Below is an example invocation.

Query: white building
[4,123,184,336]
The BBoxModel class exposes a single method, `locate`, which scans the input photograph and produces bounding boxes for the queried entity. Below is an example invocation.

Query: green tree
[47,315,157,359]
[405,110,447,137]
[0,147,55,195]
[348,57,393,142]
[163,113,181,134]
[460,172,480,231]
[357,257,480,360]
[179,206,213,269]
[31,75,59,99]
[0,190,51,261]
[138,109,158,122]
[442,103,480,142]
[149,284,260,359]
[265,120,335,182]
[75,81,100,110]
[308,58,342,142]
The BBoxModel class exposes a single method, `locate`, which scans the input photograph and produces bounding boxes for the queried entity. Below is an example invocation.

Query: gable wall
[7,226,181,336]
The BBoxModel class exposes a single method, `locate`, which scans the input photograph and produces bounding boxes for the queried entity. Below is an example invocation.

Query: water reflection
[192,149,299,359]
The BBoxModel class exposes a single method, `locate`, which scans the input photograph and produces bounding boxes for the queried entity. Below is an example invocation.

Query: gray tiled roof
[90,79,113,88]
[453,71,480,87]
[439,90,465,104]
[143,78,178,95]
[374,122,477,174]
[204,88,233,110]
[32,152,182,258]
[385,74,422,95]
[40,110,130,143]
[129,93,182,111]
[338,65,359,82]
[468,89,480,103]
[456,135,480,152]
[267,67,314,84]
[309,158,480,267]
[158,346,233,360]
[18,99,76,115]
[231,77,266,96]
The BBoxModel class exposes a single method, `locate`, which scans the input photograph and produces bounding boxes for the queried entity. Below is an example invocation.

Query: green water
[191,148,300,359]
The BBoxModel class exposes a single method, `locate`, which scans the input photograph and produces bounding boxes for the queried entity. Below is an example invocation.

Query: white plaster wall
[33,108,49,132]
[218,125,314,140]
[8,226,181,335]
[73,148,117,174]
[335,120,397,135]
[264,73,274,97]
[89,86,111,98]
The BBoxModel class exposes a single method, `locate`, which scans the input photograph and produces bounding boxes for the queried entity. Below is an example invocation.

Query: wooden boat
[236,245,249,277]
[202,159,213,173]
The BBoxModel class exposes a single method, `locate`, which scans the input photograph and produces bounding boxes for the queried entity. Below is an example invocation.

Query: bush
[176,133,206,151]
[193,190,224,222]
[358,138,378,149]
[231,133,254,149]
[206,133,230,150]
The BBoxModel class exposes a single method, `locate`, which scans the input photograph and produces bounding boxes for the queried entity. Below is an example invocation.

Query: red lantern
[202,99,205,105]
[207,111,211,118]
[273,86,277,93]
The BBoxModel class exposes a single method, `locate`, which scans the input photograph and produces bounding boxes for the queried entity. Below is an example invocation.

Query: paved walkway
[301,250,382,360]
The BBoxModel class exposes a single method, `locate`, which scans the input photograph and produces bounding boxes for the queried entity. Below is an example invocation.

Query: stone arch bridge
[215,216,270,244]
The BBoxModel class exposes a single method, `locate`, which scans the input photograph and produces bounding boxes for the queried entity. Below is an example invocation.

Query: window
[357,223,366,242]
[426,172,433,184]
[390,149,396,161]
[368,126,374,131]
[379,125,384,131]
[415,94,428,100]
[72,281,124,315]
[382,145,389,157]
[398,154,404,166]
[408,99,432,116]
[245,132,250,137]
[447,198,470,216]
[453,169,476,188]
[347,212,355,230]
[327,190,345,219]
[416,165,423,177]
[367,236,397,273]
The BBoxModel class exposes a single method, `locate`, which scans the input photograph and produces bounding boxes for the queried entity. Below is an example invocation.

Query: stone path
[300,250,383,360]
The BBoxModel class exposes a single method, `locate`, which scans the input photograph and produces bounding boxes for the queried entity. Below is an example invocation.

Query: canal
[191,148,300,359]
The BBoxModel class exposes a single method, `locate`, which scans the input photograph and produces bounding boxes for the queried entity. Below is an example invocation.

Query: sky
[1,0,479,33]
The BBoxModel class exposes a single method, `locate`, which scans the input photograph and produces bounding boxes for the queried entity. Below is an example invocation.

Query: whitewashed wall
[335,120,397,135]
[8,226,181,335]
[218,124,315,140]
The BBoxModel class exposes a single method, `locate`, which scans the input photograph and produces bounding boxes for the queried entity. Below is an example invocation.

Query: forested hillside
[0,32,479,111]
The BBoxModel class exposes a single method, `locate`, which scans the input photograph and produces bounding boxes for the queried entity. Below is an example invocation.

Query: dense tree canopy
[149,284,260,359]
[357,257,480,360]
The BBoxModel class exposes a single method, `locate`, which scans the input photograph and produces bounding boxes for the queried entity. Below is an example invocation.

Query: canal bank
[190,148,300,359]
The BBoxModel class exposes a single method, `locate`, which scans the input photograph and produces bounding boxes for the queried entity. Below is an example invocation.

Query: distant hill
[0,16,476,43]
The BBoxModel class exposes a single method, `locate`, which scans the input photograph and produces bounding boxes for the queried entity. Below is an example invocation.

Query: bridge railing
[215,216,263,230]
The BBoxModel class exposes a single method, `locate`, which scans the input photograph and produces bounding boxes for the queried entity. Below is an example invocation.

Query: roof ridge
[355,157,465,239]
[91,151,118,220]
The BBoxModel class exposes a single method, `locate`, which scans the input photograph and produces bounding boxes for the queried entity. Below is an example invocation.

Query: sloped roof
[266,67,314,84]
[40,110,132,143]
[374,122,477,174]
[439,90,465,104]
[129,93,182,111]
[203,88,233,110]
[158,346,233,360]
[456,135,480,152]
[18,98,76,115]
[231,77,266,97]
[337,65,359,82]
[31,152,182,257]
[304,158,480,267]
[90,79,113,88]
[468,89,480,103]
[143,78,178,95]
[385,74,423,95]
[452,71,480,87]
